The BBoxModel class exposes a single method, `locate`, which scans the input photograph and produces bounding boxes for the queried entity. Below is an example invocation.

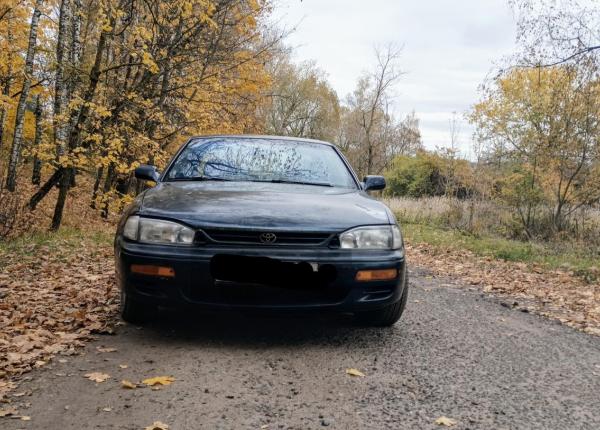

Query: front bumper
[115,238,407,313]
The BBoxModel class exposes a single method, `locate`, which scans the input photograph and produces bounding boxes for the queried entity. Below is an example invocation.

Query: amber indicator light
[355,268,398,282]
[131,264,175,278]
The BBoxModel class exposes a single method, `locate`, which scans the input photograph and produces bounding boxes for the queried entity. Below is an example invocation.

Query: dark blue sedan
[114,135,408,326]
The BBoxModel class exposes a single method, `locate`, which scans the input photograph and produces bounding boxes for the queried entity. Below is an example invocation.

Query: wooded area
[0,0,599,249]
[0,0,279,233]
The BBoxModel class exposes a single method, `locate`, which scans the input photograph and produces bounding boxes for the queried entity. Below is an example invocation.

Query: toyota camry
[114,135,408,326]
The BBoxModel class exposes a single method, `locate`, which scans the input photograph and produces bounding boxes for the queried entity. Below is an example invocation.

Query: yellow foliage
[0,0,274,222]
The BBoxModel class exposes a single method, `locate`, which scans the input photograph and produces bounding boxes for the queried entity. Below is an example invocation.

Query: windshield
[165,137,357,188]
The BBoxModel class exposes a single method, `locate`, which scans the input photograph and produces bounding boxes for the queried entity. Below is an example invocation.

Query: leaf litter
[0,234,118,400]
[407,242,600,336]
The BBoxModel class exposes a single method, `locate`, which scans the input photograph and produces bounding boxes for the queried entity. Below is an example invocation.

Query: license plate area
[210,254,337,289]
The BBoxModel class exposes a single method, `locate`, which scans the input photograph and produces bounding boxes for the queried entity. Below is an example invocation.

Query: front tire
[120,289,157,324]
[356,272,409,327]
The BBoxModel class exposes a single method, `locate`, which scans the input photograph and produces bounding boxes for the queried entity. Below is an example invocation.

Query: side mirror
[135,164,160,182]
[363,175,386,191]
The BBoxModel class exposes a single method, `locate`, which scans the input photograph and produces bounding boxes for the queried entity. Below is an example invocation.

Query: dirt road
[4,268,600,429]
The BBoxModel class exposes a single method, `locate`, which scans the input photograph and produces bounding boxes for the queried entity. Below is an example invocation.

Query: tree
[52,0,69,159]
[31,93,42,184]
[471,65,600,234]
[262,57,340,141]
[510,0,600,66]
[20,0,279,229]
[0,6,14,151]
[346,45,402,176]
[5,0,42,191]
[337,45,421,177]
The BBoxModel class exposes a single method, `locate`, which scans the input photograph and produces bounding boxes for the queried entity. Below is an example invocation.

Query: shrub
[384,152,474,199]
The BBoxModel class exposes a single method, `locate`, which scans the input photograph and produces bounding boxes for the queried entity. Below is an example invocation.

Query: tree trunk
[100,163,115,219]
[91,165,104,209]
[54,0,70,159]
[51,167,73,229]
[5,0,43,191]
[29,169,62,210]
[553,200,565,233]
[0,17,14,151]
[32,95,43,185]
[67,0,82,135]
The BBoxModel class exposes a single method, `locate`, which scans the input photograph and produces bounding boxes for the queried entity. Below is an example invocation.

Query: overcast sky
[272,0,519,156]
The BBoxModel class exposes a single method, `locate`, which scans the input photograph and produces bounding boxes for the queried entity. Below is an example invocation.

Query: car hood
[139,181,391,231]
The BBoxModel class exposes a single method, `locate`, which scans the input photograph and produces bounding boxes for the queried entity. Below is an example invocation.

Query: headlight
[340,225,403,250]
[122,216,195,245]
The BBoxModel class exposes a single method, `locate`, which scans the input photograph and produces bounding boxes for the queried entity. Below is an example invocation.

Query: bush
[384,152,474,199]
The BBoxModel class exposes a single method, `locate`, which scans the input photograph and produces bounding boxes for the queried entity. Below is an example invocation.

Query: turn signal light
[355,268,398,282]
[131,264,175,278]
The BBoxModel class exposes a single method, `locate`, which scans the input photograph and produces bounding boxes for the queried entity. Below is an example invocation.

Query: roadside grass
[401,221,600,281]
[0,226,113,263]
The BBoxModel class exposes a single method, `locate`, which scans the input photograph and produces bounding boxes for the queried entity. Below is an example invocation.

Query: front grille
[201,229,333,246]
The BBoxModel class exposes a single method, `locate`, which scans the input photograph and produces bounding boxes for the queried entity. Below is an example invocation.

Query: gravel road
[4,268,600,430]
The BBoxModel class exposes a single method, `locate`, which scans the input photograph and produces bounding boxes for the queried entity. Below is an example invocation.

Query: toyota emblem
[259,232,277,244]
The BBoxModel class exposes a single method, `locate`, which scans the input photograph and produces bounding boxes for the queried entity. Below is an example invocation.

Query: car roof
[188,134,335,147]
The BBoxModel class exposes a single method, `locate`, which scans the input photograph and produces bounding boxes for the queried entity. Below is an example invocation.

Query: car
[114,135,408,326]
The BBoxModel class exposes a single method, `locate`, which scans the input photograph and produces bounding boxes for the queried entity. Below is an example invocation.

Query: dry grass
[383,196,512,236]
[384,196,600,242]
[387,196,600,281]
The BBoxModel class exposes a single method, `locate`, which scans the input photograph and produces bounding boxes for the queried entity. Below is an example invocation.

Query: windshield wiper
[168,176,233,182]
[252,179,334,187]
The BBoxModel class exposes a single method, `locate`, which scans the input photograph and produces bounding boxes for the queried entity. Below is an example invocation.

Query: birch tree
[0,12,13,151]
[53,0,70,158]
[5,0,43,191]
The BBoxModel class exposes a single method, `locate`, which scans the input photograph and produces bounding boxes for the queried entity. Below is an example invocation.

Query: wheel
[120,288,158,324]
[355,271,409,327]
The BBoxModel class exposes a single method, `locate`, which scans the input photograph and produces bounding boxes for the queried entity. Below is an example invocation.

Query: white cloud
[271,0,518,154]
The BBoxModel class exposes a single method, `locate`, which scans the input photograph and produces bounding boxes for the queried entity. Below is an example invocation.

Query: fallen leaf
[102,407,112,412]
[260,425,269,429]
[96,347,117,353]
[142,376,175,386]
[21,416,31,421]
[84,372,110,383]
[0,407,18,417]
[121,380,136,389]
[145,421,169,430]
[435,416,457,427]
[345,368,365,377]
[119,364,128,369]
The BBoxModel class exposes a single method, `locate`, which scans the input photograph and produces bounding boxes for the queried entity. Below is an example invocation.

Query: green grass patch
[0,226,113,262]
[401,221,600,281]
